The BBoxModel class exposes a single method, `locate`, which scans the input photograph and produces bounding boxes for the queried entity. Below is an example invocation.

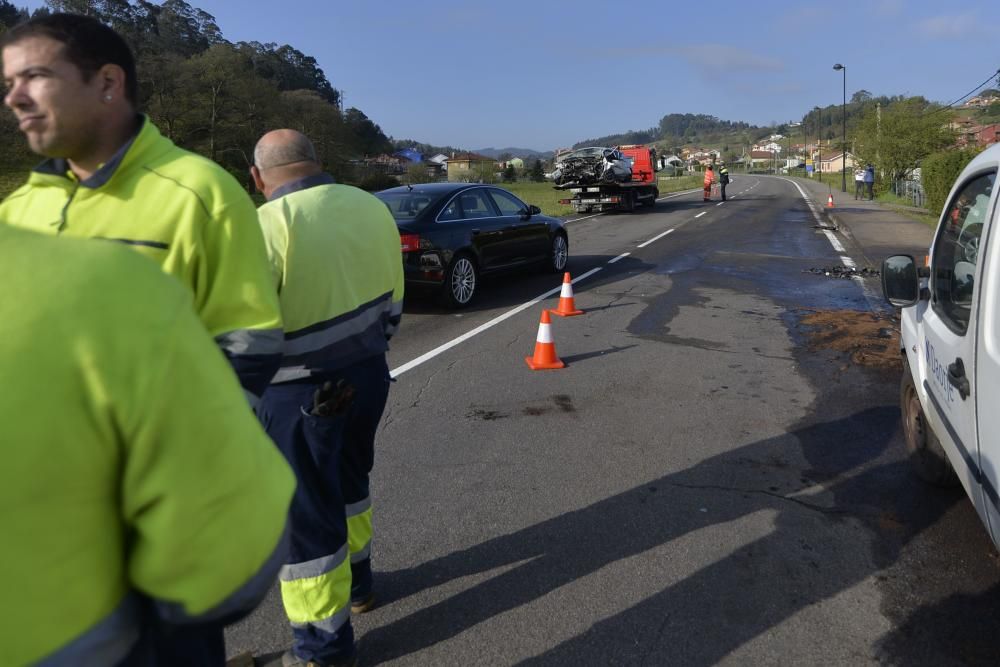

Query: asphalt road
[227,176,1000,666]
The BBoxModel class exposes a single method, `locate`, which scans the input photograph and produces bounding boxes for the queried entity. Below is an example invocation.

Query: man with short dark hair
[251,128,403,667]
[0,13,283,404]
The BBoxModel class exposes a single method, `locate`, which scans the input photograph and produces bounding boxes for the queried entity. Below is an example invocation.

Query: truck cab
[882,143,1000,549]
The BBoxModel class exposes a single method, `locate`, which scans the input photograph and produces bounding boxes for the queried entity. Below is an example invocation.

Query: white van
[882,143,999,549]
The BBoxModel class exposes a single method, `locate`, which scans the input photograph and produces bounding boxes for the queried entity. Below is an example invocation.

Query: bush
[922,148,982,215]
[354,173,400,192]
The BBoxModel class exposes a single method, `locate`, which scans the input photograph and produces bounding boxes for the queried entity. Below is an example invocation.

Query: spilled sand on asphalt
[797,310,901,372]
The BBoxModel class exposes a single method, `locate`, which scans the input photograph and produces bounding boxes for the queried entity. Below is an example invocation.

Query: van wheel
[900,356,958,486]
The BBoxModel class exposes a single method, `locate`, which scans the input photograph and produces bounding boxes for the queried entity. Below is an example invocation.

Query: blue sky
[21,0,1000,150]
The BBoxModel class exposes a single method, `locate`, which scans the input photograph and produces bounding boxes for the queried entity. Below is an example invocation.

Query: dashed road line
[637,228,675,248]
[390,266,604,378]
[391,182,746,378]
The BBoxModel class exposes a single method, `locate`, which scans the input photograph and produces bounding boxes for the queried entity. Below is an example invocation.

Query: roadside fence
[891,179,926,208]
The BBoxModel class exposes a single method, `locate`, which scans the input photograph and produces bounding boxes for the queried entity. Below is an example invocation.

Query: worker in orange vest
[703,164,715,202]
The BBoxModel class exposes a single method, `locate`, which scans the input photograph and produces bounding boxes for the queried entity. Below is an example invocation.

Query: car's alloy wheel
[548,234,568,273]
[445,255,477,308]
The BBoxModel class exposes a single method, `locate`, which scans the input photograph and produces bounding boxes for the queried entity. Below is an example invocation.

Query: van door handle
[947,358,971,400]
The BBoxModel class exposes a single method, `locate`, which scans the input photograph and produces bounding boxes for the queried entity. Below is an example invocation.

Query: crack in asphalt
[409,357,462,409]
[663,481,853,516]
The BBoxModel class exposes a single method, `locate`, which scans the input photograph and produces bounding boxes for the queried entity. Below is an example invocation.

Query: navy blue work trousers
[258,354,390,663]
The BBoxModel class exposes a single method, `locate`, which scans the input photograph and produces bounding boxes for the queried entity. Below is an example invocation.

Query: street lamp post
[833,63,847,193]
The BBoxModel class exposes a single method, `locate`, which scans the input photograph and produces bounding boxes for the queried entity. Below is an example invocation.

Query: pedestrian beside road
[250,129,404,667]
[854,167,865,200]
[864,163,875,200]
[718,162,730,201]
[703,164,715,202]
[0,224,295,667]
[0,13,283,405]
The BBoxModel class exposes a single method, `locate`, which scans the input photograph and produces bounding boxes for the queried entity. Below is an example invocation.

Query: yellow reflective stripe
[347,507,373,560]
[279,552,351,625]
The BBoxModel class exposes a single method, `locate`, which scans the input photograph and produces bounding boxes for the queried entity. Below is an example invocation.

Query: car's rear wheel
[900,356,958,486]
[442,253,478,309]
[546,233,568,273]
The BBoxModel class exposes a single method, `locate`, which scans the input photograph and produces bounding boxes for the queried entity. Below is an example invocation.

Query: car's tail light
[400,233,421,253]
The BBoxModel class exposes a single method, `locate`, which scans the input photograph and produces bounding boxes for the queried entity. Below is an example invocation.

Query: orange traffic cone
[826,193,835,208]
[525,310,565,370]
[549,272,584,317]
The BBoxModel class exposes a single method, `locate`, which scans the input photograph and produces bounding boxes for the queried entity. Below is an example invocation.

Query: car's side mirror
[529,204,541,216]
[882,254,920,307]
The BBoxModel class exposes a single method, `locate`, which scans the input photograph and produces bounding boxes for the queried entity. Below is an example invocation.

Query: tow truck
[553,144,660,213]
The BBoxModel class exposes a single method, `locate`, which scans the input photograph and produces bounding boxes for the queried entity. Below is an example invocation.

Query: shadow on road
[359,404,966,664]
[401,254,654,316]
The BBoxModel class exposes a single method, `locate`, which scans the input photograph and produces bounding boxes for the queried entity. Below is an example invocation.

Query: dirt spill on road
[797,309,901,371]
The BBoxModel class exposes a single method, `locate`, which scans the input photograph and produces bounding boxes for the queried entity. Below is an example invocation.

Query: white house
[753,141,782,154]
[427,153,449,171]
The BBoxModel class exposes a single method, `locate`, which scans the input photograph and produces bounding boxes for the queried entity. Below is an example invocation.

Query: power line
[922,68,1000,116]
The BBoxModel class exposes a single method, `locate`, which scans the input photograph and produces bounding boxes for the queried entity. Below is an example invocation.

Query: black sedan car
[376,183,569,308]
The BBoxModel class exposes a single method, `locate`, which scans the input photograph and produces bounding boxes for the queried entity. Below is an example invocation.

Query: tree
[0,0,27,27]
[851,90,873,105]
[529,159,545,182]
[852,97,956,185]
[241,41,339,106]
[502,164,516,182]
[343,107,391,156]
[471,162,497,184]
[404,161,435,185]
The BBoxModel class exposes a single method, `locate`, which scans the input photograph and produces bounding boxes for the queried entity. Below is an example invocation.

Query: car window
[488,189,527,216]
[457,189,497,219]
[932,171,996,333]
[438,196,462,221]
[376,192,436,220]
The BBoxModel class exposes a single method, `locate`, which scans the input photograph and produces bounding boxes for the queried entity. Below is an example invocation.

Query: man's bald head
[251,129,322,199]
[253,129,318,171]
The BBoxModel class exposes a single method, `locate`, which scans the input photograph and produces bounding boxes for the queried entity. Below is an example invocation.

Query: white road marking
[565,211,605,223]
[656,188,701,202]
[716,202,724,206]
[390,178,753,378]
[637,228,675,248]
[390,267,604,378]
[774,176,881,309]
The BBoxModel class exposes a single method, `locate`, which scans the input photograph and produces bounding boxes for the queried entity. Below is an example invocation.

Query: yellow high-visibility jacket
[0,225,295,665]
[0,116,283,400]
[257,174,404,381]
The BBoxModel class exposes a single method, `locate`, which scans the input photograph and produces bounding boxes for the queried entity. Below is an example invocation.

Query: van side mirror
[882,254,920,307]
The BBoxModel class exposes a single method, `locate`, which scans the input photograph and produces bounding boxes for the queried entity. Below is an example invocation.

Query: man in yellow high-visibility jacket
[0,224,295,666]
[251,129,403,667]
[0,13,283,405]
